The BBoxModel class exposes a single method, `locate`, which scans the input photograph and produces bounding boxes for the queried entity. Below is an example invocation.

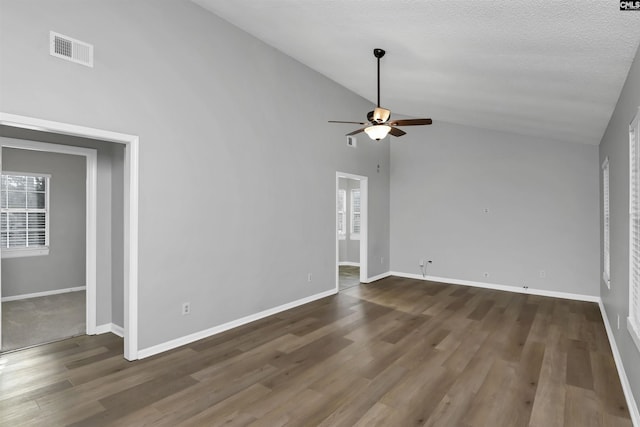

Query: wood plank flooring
[339,265,360,290]
[0,276,632,426]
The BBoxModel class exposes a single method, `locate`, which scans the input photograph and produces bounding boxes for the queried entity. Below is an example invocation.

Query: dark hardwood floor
[0,276,632,426]
[338,265,360,290]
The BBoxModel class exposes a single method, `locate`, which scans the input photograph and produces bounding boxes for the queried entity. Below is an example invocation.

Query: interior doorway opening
[0,146,89,352]
[336,172,368,292]
[0,112,139,361]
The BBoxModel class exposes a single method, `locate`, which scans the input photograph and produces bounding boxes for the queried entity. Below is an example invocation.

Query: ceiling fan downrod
[374,48,386,108]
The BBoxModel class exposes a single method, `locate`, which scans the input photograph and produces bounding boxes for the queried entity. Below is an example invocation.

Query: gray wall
[599,43,640,412]
[390,121,600,297]
[0,0,390,349]
[0,130,126,328]
[1,146,85,297]
[338,177,360,264]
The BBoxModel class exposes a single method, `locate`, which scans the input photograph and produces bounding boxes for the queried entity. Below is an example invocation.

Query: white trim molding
[628,317,640,356]
[338,261,360,267]
[0,137,98,337]
[600,303,640,426]
[335,171,369,291]
[363,271,392,283]
[602,156,611,289]
[0,112,139,361]
[95,323,124,337]
[138,288,337,359]
[1,247,49,259]
[1,286,85,302]
[388,271,600,303]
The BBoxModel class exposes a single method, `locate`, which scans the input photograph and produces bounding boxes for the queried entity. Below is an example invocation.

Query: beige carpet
[2,290,85,352]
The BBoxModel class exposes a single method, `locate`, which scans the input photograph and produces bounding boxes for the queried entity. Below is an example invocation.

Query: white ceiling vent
[49,31,93,68]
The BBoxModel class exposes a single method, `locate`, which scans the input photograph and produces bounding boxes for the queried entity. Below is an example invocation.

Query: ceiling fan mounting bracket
[373,48,386,59]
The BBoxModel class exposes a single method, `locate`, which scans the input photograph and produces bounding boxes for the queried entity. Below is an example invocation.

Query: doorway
[0,112,139,360]
[1,146,90,351]
[336,172,368,292]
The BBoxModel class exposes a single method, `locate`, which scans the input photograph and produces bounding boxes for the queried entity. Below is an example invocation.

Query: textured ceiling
[193,0,640,145]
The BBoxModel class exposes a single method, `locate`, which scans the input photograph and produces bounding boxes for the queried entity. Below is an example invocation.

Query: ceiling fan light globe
[365,125,391,141]
[373,107,391,123]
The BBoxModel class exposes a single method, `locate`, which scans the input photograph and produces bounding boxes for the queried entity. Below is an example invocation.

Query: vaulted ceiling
[194,0,640,145]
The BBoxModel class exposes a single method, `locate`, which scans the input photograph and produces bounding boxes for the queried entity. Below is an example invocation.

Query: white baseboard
[363,271,392,283]
[389,271,600,303]
[598,302,640,426]
[1,286,86,302]
[95,323,124,337]
[137,288,338,359]
[339,262,360,267]
[110,324,124,337]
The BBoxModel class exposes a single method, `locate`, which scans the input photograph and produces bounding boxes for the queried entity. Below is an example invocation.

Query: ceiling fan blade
[389,127,406,137]
[329,120,367,125]
[346,128,366,136]
[389,118,432,126]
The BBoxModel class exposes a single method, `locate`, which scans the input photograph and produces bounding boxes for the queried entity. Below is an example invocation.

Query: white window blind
[351,188,361,239]
[337,189,346,238]
[603,157,610,288]
[629,109,640,353]
[1,172,49,255]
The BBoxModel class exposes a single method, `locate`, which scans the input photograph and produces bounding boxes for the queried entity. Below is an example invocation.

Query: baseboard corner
[363,271,392,283]
[95,323,124,338]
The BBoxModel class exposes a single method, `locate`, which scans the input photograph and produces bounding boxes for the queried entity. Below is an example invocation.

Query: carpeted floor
[2,290,85,352]
[339,265,360,290]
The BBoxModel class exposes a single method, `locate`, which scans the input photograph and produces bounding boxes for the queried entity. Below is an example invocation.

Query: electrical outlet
[483,272,489,278]
[182,302,191,316]
[539,270,546,279]
[307,273,312,282]
[419,259,425,267]
[483,208,490,214]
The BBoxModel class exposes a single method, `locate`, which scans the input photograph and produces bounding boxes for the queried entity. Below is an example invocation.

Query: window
[350,188,361,239]
[337,189,346,239]
[1,172,50,258]
[603,157,610,288]
[629,109,640,353]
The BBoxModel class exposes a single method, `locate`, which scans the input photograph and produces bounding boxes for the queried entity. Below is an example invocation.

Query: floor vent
[49,31,93,68]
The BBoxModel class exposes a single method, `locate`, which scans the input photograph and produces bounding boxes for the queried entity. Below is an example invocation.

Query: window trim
[337,189,346,240]
[1,171,51,258]
[350,188,361,240]
[602,157,610,288]
[628,107,640,354]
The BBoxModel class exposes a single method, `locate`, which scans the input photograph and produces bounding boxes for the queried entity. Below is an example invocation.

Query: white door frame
[336,172,368,291]
[0,112,139,361]
[0,139,98,337]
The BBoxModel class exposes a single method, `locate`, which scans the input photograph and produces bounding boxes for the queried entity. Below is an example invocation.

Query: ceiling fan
[329,48,432,141]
